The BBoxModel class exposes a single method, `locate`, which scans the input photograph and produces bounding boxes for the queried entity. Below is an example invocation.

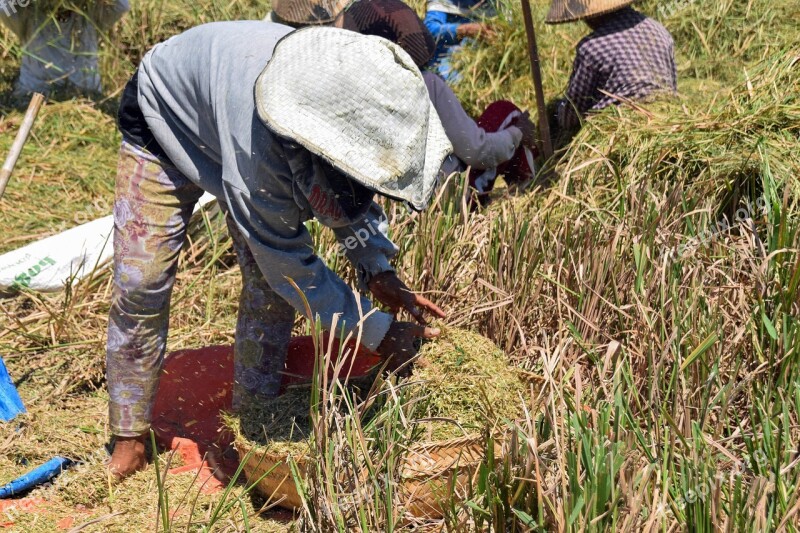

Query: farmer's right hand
[457,23,495,40]
[377,321,440,373]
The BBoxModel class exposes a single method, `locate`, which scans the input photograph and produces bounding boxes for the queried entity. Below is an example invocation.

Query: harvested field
[1,0,799,530]
[227,327,524,464]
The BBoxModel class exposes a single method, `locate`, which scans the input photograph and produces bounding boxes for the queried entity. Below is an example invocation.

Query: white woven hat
[255,27,453,210]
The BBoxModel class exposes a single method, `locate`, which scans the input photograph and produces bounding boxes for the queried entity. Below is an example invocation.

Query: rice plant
[1,0,798,530]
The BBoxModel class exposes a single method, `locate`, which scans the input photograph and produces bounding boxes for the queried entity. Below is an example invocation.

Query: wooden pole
[0,93,46,200]
[519,0,554,161]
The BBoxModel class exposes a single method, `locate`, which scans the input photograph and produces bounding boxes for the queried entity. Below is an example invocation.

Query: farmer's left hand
[368,271,446,325]
[514,111,537,148]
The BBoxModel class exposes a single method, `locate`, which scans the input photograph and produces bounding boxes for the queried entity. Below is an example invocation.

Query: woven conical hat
[256,28,453,210]
[545,0,635,23]
[273,0,352,24]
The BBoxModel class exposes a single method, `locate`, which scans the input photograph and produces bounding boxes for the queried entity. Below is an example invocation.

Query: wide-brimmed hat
[273,0,352,25]
[337,0,435,67]
[545,0,635,23]
[255,27,453,210]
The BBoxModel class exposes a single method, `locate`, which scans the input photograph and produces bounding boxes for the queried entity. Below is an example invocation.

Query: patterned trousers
[107,142,295,437]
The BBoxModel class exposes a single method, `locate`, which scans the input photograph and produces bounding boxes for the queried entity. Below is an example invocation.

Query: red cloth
[151,337,381,490]
[468,100,537,206]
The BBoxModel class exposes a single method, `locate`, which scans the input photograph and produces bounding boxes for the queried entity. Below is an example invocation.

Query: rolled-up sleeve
[424,11,461,45]
[333,202,398,291]
[222,170,393,352]
[423,72,521,170]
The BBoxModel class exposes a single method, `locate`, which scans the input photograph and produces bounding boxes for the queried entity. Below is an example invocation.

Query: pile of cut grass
[226,387,315,457]
[410,327,525,441]
[226,328,524,457]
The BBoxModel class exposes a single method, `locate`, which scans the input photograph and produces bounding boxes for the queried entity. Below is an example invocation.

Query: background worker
[424,0,495,83]
[339,0,537,206]
[263,0,350,26]
[547,0,677,142]
[107,23,450,478]
[0,0,129,100]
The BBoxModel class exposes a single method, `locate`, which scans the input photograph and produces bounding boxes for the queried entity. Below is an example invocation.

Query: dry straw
[226,327,525,517]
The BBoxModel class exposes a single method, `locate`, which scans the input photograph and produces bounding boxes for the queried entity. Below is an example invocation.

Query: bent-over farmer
[338,0,537,207]
[0,0,129,99]
[107,22,451,478]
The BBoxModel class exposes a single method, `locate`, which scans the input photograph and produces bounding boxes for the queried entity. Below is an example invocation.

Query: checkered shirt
[566,7,677,114]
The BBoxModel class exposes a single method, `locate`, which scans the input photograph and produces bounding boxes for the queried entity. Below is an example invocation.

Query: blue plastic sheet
[0,357,26,422]
[0,457,73,498]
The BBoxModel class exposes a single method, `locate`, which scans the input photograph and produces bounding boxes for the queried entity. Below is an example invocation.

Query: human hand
[376,321,441,372]
[514,111,537,148]
[457,22,495,40]
[368,271,446,324]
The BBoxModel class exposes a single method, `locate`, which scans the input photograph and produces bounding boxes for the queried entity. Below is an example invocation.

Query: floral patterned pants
[107,142,295,437]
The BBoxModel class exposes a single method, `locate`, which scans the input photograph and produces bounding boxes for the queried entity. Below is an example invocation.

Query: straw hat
[545,0,635,23]
[256,27,453,210]
[338,0,435,67]
[272,0,352,25]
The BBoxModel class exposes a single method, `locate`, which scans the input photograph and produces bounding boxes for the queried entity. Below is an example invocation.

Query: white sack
[0,192,216,294]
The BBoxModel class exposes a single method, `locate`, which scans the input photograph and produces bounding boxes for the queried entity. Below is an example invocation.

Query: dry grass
[1,0,799,530]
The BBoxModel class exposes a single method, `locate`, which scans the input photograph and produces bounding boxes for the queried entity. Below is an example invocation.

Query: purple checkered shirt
[565,8,677,114]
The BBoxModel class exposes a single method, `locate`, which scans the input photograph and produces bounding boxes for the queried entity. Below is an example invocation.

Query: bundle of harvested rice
[407,327,525,441]
[226,328,525,517]
[226,327,524,453]
[224,328,526,517]
[225,328,527,516]
[225,387,314,457]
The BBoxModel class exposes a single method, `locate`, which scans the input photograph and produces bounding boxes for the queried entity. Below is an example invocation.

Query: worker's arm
[424,10,461,45]
[333,202,445,325]
[332,202,398,290]
[423,71,522,169]
[222,150,393,352]
[551,43,602,138]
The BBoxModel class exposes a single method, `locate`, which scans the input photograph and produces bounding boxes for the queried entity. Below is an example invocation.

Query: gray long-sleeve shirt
[422,71,522,172]
[135,21,396,350]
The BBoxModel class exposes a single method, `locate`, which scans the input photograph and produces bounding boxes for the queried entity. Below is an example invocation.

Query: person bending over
[423,0,496,83]
[340,0,537,207]
[0,0,128,100]
[107,22,450,478]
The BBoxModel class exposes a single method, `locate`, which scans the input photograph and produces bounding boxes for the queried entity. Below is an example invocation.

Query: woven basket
[401,435,501,518]
[236,433,501,519]
[235,440,309,509]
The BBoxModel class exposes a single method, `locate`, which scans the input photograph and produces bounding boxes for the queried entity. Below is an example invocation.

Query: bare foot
[108,435,148,480]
